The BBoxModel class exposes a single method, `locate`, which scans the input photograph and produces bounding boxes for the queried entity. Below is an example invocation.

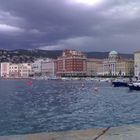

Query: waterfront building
[9,63,19,78]
[32,59,44,76]
[116,59,134,76]
[103,51,118,76]
[57,50,87,77]
[18,63,32,78]
[103,51,134,76]
[32,58,56,77]
[41,58,56,77]
[134,51,140,78]
[86,58,103,76]
[1,62,10,78]
[1,63,32,78]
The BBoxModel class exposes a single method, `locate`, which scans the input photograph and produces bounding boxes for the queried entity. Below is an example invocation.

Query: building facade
[1,63,10,78]
[18,63,32,78]
[9,63,19,78]
[87,58,103,76]
[32,58,56,77]
[116,60,134,76]
[41,59,56,77]
[103,51,118,76]
[32,59,44,76]
[57,50,87,76]
[1,63,32,78]
[134,51,140,77]
[103,51,134,76]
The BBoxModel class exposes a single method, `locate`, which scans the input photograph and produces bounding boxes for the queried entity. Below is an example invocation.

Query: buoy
[94,87,98,91]
[82,83,84,88]
[26,81,33,86]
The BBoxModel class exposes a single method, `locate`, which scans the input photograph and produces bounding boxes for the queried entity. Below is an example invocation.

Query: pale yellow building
[116,59,134,76]
[87,58,103,76]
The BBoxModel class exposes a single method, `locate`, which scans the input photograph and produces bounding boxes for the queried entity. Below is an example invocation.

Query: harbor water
[0,79,140,136]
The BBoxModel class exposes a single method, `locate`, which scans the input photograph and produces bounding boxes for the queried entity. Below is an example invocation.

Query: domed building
[103,51,134,76]
[103,51,118,76]
[109,51,118,58]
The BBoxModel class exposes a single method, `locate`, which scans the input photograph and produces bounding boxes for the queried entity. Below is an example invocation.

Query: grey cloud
[39,34,140,53]
[0,0,140,52]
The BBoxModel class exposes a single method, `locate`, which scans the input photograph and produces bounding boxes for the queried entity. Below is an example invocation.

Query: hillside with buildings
[0,49,133,63]
[0,49,135,79]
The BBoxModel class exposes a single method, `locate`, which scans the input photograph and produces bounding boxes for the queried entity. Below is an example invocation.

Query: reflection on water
[0,79,140,136]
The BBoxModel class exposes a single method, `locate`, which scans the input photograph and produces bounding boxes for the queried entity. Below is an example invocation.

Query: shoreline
[0,124,140,140]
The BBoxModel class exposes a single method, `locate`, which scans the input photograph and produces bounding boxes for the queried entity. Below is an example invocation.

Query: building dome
[109,51,118,58]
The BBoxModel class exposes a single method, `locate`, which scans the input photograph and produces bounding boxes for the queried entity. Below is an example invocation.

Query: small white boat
[128,80,140,90]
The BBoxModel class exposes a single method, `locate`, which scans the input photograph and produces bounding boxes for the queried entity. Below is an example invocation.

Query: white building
[41,59,56,77]
[18,63,32,78]
[134,51,140,77]
[103,51,118,76]
[1,63,32,78]
[1,63,10,78]
[32,58,56,77]
[9,63,19,78]
[32,59,44,76]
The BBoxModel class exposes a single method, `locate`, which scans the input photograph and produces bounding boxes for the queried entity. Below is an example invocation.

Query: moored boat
[128,81,140,90]
[112,78,128,87]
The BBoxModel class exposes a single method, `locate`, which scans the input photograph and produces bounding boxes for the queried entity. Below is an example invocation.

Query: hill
[86,52,133,59]
[0,49,133,63]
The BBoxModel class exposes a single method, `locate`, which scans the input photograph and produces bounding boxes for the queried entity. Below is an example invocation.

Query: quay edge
[0,124,140,140]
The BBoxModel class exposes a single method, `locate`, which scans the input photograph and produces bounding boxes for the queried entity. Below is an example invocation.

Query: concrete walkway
[0,124,140,140]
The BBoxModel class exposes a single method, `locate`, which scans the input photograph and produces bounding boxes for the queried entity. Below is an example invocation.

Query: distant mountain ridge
[86,51,134,59]
[11,49,134,58]
[0,49,133,63]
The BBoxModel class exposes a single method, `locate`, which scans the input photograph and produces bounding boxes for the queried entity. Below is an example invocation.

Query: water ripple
[0,80,140,135]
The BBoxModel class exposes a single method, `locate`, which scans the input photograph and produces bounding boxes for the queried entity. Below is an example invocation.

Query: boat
[47,76,61,80]
[99,78,111,83]
[112,78,128,87]
[128,80,140,90]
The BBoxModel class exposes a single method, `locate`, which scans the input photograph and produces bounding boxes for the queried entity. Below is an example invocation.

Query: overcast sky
[0,0,140,53]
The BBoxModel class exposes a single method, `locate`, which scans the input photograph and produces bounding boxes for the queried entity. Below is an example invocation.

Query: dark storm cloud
[0,0,140,52]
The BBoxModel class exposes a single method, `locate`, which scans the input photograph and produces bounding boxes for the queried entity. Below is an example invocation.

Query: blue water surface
[0,79,139,136]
